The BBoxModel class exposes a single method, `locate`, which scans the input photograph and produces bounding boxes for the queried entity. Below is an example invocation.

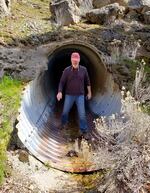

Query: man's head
[71,52,80,69]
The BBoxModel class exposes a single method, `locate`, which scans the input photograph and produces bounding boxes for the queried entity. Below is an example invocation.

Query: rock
[93,0,112,9]
[0,0,11,18]
[125,9,140,21]
[141,5,150,13]
[50,0,80,26]
[75,0,93,16]
[86,3,125,25]
[128,0,150,12]
[117,0,129,6]
[0,46,48,81]
[93,0,129,8]
[50,0,93,26]
[143,11,150,24]
[18,150,29,163]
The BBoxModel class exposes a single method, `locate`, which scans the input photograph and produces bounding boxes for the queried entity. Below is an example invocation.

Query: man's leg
[75,95,88,133]
[61,95,75,126]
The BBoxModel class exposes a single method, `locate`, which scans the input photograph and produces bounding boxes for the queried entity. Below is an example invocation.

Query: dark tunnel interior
[47,48,98,121]
[45,46,110,122]
[48,48,97,95]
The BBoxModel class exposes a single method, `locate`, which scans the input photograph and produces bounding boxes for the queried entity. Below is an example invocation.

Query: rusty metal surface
[17,43,121,173]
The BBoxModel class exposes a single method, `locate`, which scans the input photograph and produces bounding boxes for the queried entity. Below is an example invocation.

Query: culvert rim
[47,40,106,68]
[17,41,121,173]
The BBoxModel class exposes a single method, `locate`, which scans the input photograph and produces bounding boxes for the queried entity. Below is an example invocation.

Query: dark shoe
[59,123,69,130]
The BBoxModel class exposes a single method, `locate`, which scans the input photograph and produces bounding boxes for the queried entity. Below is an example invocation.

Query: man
[56,52,92,139]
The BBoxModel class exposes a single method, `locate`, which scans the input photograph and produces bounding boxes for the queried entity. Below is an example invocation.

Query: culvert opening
[17,42,122,173]
[47,46,107,125]
[48,47,106,96]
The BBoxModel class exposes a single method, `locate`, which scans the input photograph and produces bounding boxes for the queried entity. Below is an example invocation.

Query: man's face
[71,59,80,68]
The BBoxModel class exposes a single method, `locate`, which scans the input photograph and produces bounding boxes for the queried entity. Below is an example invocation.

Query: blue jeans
[61,95,88,132]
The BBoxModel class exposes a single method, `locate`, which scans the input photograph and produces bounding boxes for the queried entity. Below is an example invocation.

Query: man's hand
[57,92,62,101]
[87,86,92,100]
[87,92,92,100]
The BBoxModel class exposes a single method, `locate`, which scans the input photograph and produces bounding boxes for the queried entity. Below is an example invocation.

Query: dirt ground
[0,151,103,193]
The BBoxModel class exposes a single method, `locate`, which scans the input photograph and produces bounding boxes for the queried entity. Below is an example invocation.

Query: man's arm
[57,69,67,101]
[85,69,92,100]
[58,69,67,93]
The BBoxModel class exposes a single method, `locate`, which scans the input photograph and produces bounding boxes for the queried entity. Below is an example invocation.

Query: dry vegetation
[92,89,150,193]
[0,0,52,45]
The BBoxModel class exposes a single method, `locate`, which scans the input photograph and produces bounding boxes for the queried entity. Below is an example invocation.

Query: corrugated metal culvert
[17,41,121,173]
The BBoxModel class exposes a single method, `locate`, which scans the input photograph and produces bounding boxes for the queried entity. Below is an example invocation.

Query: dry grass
[92,91,150,193]
[0,0,52,44]
[70,87,150,192]
[132,59,150,114]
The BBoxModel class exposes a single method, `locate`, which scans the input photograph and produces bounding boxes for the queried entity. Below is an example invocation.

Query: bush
[94,91,150,193]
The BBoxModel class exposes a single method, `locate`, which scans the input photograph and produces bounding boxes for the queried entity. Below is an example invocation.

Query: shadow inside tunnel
[7,119,26,151]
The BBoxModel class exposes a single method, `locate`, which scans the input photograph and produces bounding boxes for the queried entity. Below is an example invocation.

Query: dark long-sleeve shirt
[58,65,91,95]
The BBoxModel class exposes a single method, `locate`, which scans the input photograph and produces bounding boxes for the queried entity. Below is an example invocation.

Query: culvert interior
[17,43,122,173]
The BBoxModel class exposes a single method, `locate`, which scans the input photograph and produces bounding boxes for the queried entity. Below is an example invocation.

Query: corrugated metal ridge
[17,80,121,172]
